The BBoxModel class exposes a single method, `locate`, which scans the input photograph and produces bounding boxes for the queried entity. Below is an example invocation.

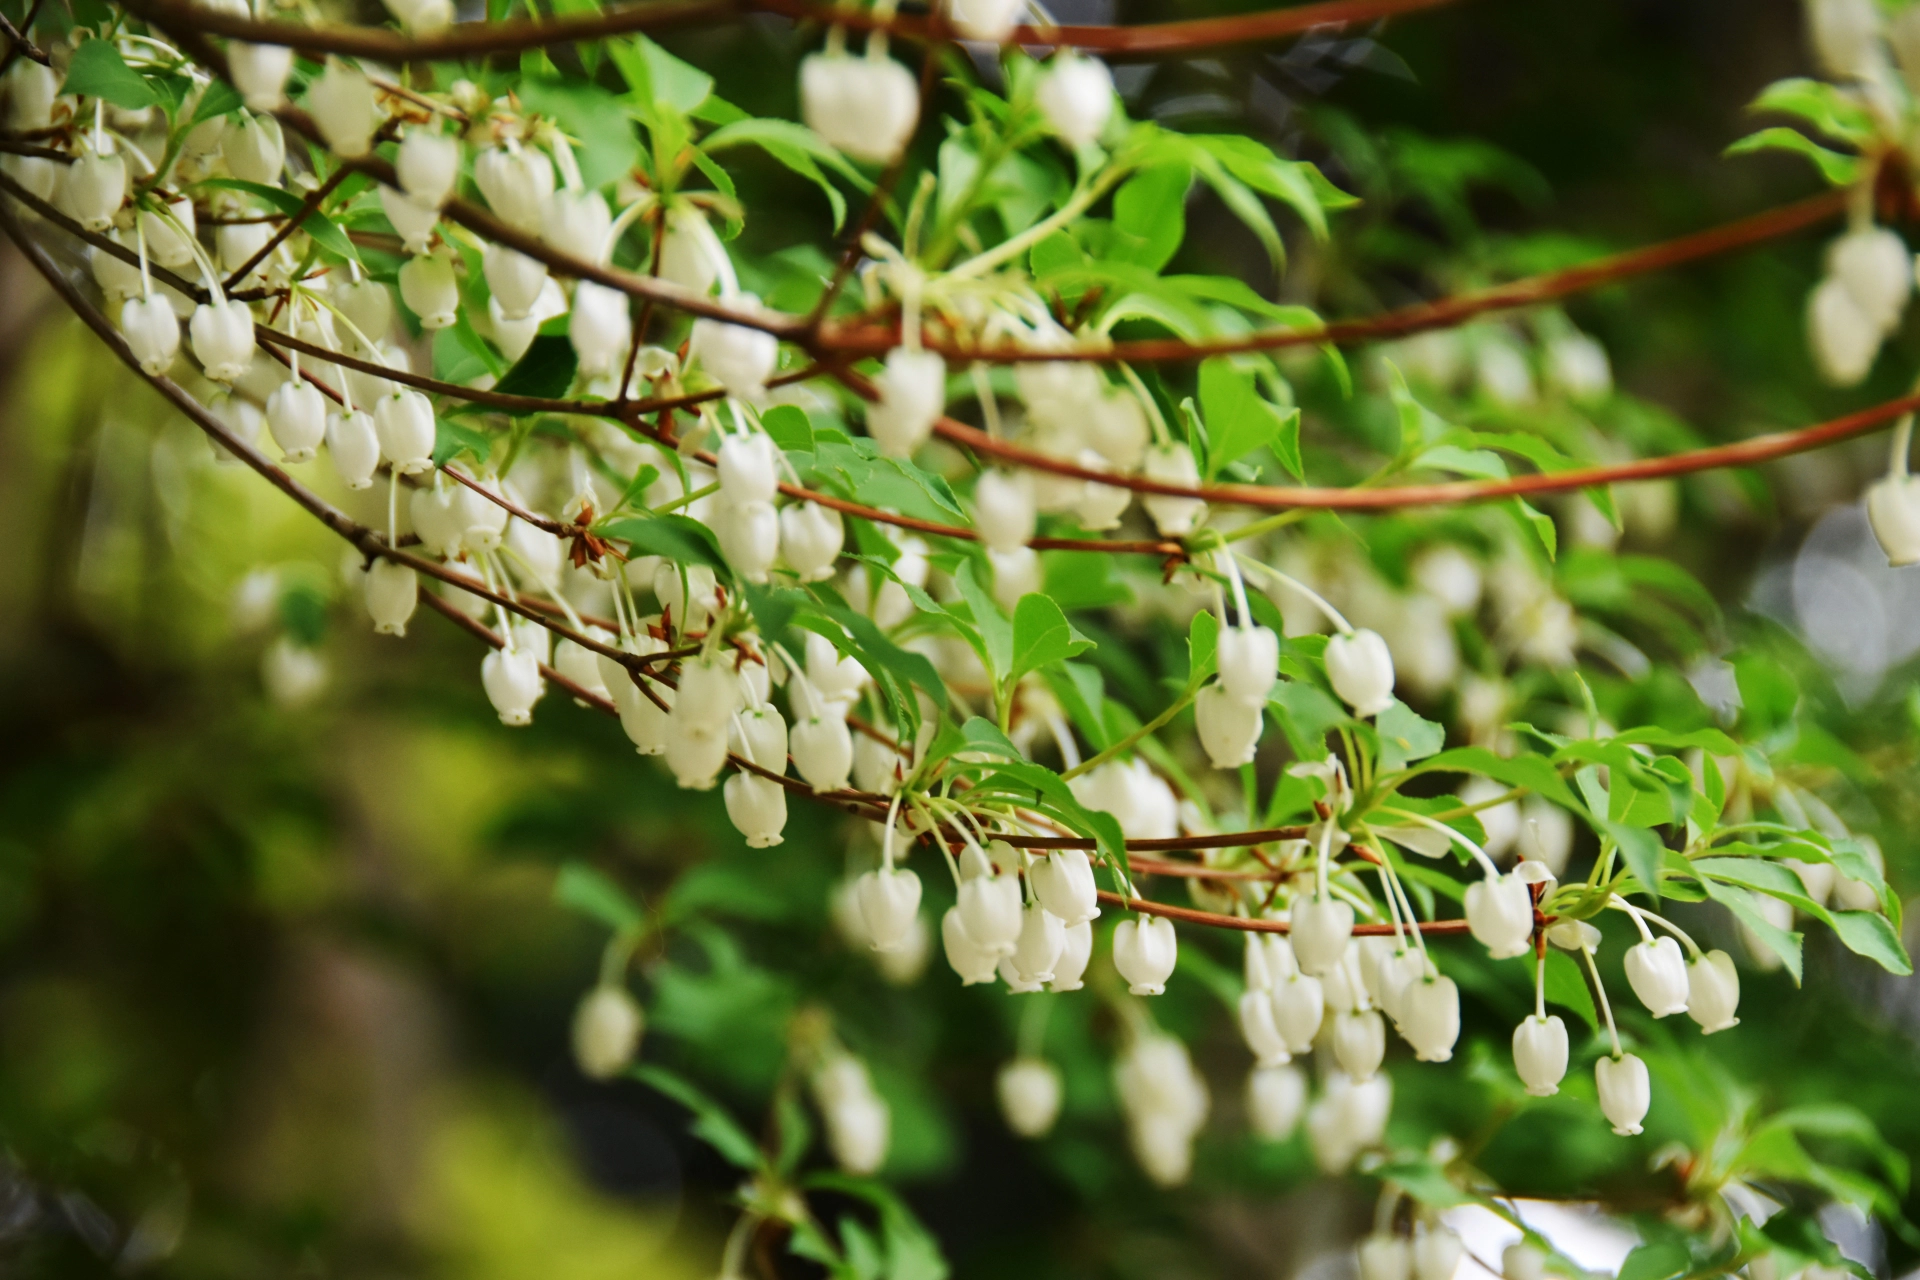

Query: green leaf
[1402,746,1581,809]
[1370,1159,1477,1208]
[925,716,1023,767]
[1187,608,1219,686]
[954,560,1011,680]
[804,600,949,716]
[701,117,871,231]
[1725,127,1863,186]
[1110,165,1189,271]
[762,403,815,452]
[1698,878,1803,982]
[1828,910,1912,976]
[1375,700,1445,773]
[194,177,361,264]
[1007,593,1093,688]
[1509,496,1558,561]
[432,415,492,466]
[519,78,643,189]
[492,333,579,403]
[190,79,243,126]
[631,1064,763,1170]
[64,40,158,109]
[1603,821,1665,900]
[1199,357,1296,478]
[1617,1241,1690,1280]
[1542,948,1598,1034]
[554,861,644,934]
[602,514,732,576]
[1749,78,1876,146]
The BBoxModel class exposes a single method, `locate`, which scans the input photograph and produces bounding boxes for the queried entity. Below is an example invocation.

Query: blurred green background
[4,0,1920,1276]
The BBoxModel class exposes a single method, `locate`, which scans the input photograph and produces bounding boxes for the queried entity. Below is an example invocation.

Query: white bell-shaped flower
[1686,949,1740,1033]
[1411,544,1482,616]
[974,469,1036,552]
[675,655,745,732]
[571,985,643,1079]
[410,482,464,556]
[1112,915,1178,994]
[1624,935,1690,1017]
[941,906,1001,984]
[665,716,729,789]
[806,630,869,706]
[1072,452,1133,530]
[555,636,610,703]
[266,379,327,463]
[1809,274,1881,386]
[1829,226,1912,332]
[1325,628,1396,717]
[1867,472,1920,566]
[716,499,780,583]
[66,151,128,231]
[326,410,380,489]
[856,866,923,952]
[545,188,612,255]
[1291,895,1354,975]
[619,679,674,755]
[337,279,394,346]
[799,49,920,164]
[812,1054,891,1174]
[654,561,721,633]
[91,234,145,300]
[1512,1013,1568,1096]
[399,250,460,329]
[481,647,544,725]
[1238,988,1291,1067]
[224,111,285,184]
[956,864,1023,956]
[1271,972,1325,1053]
[570,280,633,376]
[365,559,418,636]
[659,204,728,293]
[1358,1235,1411,1280]
[790,710,854,792]
[868,347,947,456]
[718,432,780,504]
[781,502,844,580]
[121,294,180,376]
[230,42,294,110]
[189,298,255,382]
[3,60,55,132]
[455,479,510,554]
[1195,680,1262,768]
[1248,1063,1306,1140]
[1333,1009,1386,1079]
[307,60,378,157]
[690,313,778,398]
[372,388,437,474]
[1594,1052,1650,1135]
[1503,1243,1547,1280]
[483,242,550,322]
[1010,903,1067,985]
[987,546,1041,612]
[379,183,440,255]
[473,145,555,235]
[997,1058,1062,1137]
[138,197,197,269]
[1031,848,1100,925]
[396,128,460,209]
[382,0,453,34]
[1036,53,1115,148]
[1465,871,1533,959]
[1142,442,1205,535]
[1217,624,1279,706]
[1399,974,1459,1062]
[724,771,788,847]
[1413,1228,1464,1280]
[1049,919,1093,992]
[947,0,1022,38]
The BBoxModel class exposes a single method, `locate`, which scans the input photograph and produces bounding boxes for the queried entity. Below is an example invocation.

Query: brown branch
[0,139,69,161]
[120,0,1452,63]
[223,164,353,291]
[0,5,49,67]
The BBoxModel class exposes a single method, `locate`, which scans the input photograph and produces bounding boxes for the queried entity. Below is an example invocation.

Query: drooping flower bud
[372,388,437,475]
[1247,1062,1306,1140]
[121,294,180,376]
[570,280,633,376]
[1217,624,1279,707]
[1036,53,1115,148]
[571,985,643,1079]
[1399,974,1460,1062]
[1358,1235,1411,1280]
[544,188,613,257]
[1112,915,1178,994]
[1624,935,1690,1017]
[781,502,844,580]
[1333,1009,1386,1080]
[1684,948,1742,1033]
[483,242,550,322]
[398,250,460,329]
[973,469,1036,552]
[1867,472,1920,566]
[224,111,285,185]
[326,409,380,489]
[1009,904,1067,986]
[1465,871,1534,959]
[619,680,674,756]
[1291,895,1354,975]
[946,0,1022,38]
[659,204,727,293]
[1031,848,1099,925]
[1412,1228,1464,1280]
[1267,971,1322,1054]
[806,630,869,707]
[1512,1013,1568,1096]
[718,432,780,505]
[867,347,947,457]
[266,379,327,463]
[1809,274,1880,386]
[481,647,544,725]
[1325,628,1396,717]
[396,128,460,209]
[996,1057,1063,1137]
[1829,226,1912,332]
[790,710,854,792]
[555,636,609,703]
[724,771,788,847]
[1238,988,1291,1067]
[378,182,440,254]
[138,196,197,269]
[691,313,779,399]
[941,906,1001,984]
[230,43,294,111]
[3,60,55,131]
[716,499,780,583]
[337,279,394,347]
[66,150,128,231]
[799,50,920,164]
[365,559,418,636]
[307,60,379,158]
[189,298,256,382]
[1502,1243,1546,1280]
[1142,442,1205,535]
[1195,680,1262,768]
[473,145,555,235]
[1049,920,1093,992]
[1594,1052,1650,1135]
[956,863,1023,957]
[664,717,728,789]
[857,866,923,952]
[811,1054,890,1174]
